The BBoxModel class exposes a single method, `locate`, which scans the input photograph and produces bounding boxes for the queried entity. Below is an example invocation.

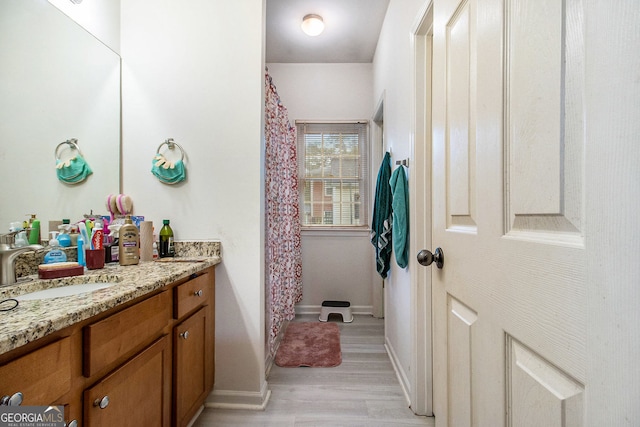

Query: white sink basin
[16,282,118,301]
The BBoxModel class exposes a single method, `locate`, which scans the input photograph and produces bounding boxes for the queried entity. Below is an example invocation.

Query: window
[297,122,369,227]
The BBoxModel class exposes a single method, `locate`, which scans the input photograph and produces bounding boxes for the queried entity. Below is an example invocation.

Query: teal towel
[390,165,409,268]
[370,152,393,278]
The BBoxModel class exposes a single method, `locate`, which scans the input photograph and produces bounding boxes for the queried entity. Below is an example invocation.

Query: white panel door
[430,0,589,425]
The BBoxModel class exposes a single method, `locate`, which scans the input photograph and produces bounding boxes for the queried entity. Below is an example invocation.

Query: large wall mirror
[0,0,120,237]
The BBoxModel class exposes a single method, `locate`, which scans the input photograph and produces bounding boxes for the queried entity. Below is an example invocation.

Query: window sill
[301,226,371,238]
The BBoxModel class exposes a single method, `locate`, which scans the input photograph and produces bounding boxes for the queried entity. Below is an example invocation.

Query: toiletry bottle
[58,220,72,247]
[69,224,79,246]
[77,231,85,267]
[159,219,175,258]
[44,232,67,264]
[105,224,120,264]
[15,231,28,247]
[91,222,104,250]
[27,214,41,244]
[119,216,139,266]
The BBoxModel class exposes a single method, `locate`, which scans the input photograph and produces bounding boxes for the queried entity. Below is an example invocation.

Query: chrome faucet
[0,232,43,286]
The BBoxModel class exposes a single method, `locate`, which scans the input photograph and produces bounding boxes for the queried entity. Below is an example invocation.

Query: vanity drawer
[83,291,171,377]
[174,273,210,319]
[0,337,71,405]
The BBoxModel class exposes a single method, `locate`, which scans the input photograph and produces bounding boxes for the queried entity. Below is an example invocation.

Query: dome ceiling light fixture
[301,14,324,36]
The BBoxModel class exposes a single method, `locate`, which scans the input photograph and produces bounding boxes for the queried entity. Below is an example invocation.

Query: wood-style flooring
[193,314,435,426]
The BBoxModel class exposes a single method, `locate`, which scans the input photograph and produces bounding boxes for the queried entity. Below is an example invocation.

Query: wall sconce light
[301,14,324,36]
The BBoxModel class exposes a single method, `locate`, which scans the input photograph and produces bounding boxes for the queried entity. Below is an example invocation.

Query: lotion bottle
[119,216,139,266]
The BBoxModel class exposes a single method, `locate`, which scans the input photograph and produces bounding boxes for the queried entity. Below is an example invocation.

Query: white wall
[266,63,376,313]
[266,63,373,122]
[372,0,429,399]
[121,0,268,407]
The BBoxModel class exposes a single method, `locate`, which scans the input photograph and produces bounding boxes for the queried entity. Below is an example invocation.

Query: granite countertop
[0,256,220,355]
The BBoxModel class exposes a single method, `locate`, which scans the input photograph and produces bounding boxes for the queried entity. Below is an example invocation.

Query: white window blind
[296,121,369,227]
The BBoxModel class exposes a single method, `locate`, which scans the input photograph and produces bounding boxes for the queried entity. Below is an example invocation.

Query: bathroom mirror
[0,0,120,238]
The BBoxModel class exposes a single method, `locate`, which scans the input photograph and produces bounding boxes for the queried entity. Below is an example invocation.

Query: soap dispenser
[14,231,28,247]
[44,232,67,264]
[58,220,72,247]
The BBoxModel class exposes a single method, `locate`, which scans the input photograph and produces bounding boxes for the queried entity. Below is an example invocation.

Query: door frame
[409,1,434,416]
[371,94,386,319]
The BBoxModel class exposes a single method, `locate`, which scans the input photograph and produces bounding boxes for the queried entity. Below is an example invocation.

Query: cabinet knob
[180,330,190,340]
[94,395,109,409]
[194,289,203,297]
[0,392,23,406]
[66,420,78,427]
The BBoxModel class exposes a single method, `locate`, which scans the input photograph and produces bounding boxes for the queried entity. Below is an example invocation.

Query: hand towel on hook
[55,139,93,184]
[390,164,409,268]
[151,138,186,184]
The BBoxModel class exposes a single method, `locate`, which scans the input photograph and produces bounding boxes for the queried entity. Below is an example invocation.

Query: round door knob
[8,392,23,406]
[180,330,190,340]
[94,395,109,409]
[0,392,23,406]
[417,248,444,269]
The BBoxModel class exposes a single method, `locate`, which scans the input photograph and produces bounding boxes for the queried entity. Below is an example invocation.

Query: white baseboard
[295,304,373,316]
[185,405,204,427]
[205,380,271,410]
[385,336,411,408]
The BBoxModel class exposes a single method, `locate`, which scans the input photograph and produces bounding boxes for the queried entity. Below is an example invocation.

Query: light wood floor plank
[193,315,435,426]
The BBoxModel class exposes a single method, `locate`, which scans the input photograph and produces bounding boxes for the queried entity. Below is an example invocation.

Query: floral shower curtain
[265,69,303,356]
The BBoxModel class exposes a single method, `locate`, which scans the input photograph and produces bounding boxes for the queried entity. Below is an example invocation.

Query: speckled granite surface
[14,240,221,278]
[1,240,221,355]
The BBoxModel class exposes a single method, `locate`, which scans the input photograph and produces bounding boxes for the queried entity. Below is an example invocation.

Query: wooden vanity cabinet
[173,271,215,427]
[0,265,215,427]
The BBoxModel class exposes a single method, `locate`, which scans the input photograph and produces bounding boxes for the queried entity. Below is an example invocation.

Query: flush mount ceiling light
[301,14,324,36]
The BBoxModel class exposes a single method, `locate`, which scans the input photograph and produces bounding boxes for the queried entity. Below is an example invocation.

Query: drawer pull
[94,395,110,409]
[180,330,190,340]
[194,289,203,297]
[0,392,23,406]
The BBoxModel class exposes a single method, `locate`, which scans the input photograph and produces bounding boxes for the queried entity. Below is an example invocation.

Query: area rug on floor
[275,322,342,367]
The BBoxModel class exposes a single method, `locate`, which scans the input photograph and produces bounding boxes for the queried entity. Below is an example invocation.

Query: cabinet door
[0,337,71,406]
[173,307,207,427]
[84,335,171,427]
